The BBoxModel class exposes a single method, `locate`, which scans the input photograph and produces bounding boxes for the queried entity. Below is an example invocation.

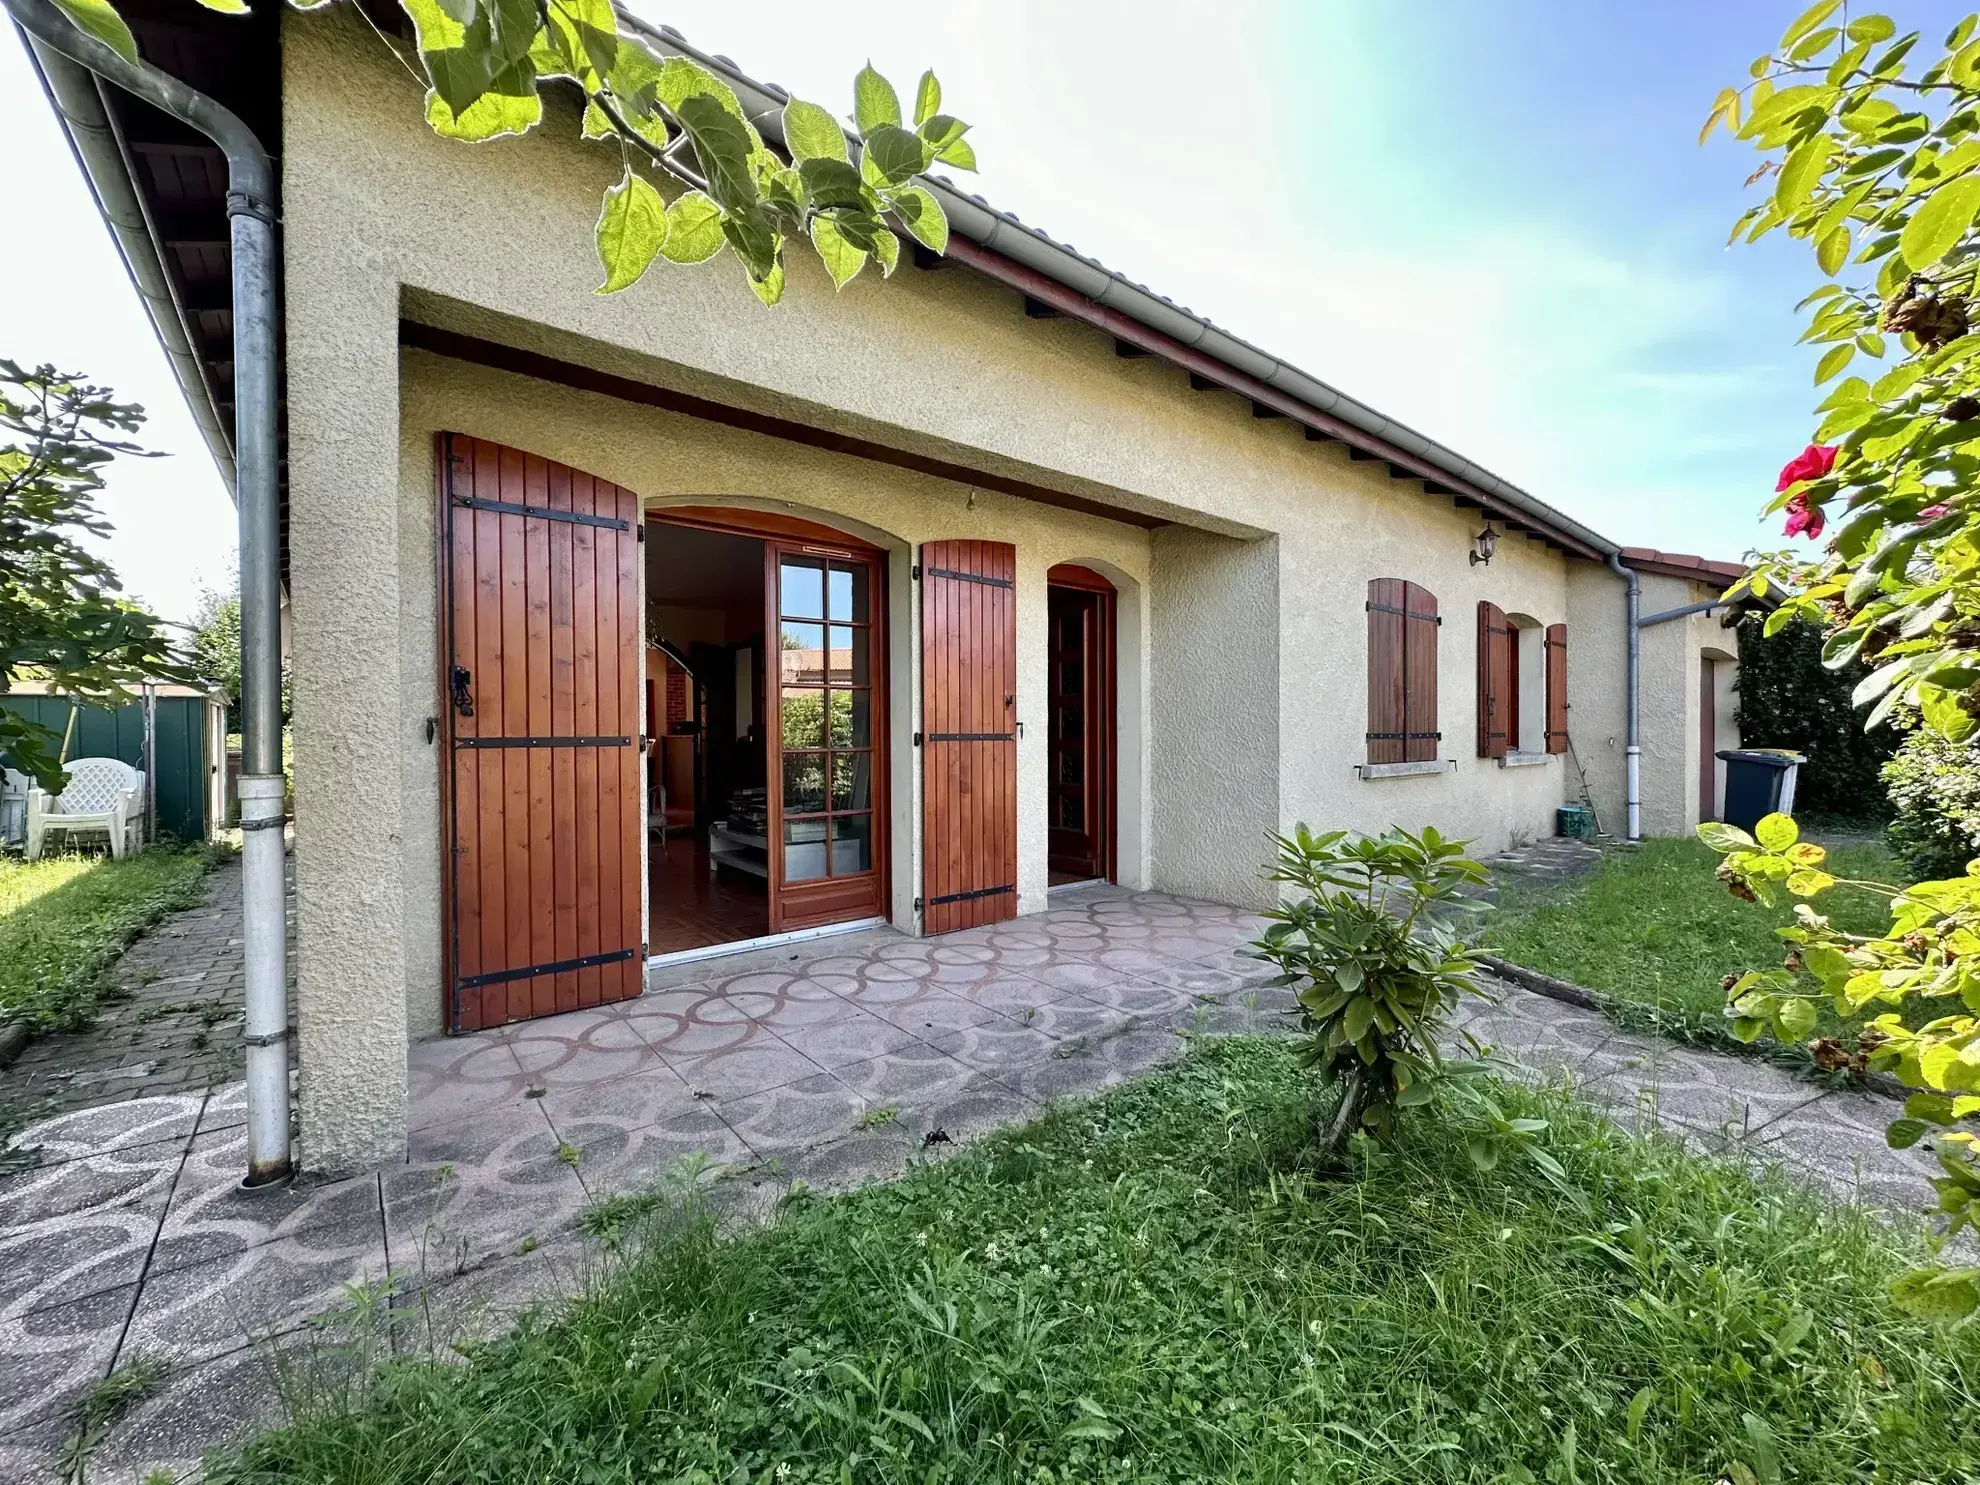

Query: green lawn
[210,1038,1978,1485]
[0,845,221,1030]
[1483,837,1906,1047]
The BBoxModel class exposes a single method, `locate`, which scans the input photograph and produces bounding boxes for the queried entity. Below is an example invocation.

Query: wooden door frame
[1045,564,1117,883]
[646,504,892,937]
[1699,656,1718,823]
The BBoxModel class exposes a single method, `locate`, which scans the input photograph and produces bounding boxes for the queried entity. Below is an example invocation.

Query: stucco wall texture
[280,10,1723,1170]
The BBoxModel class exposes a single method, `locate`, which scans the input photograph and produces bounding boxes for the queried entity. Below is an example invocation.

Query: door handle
[450,665,475,718]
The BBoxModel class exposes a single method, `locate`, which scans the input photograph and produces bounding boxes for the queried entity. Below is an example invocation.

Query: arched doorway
[1046,563,1116,885]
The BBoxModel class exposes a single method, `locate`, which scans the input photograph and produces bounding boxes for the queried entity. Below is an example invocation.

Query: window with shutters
[1475,601,1512,759]
[1365,579,1440,764]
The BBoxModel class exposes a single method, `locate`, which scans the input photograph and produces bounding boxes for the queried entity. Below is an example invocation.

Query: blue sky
[3,1,1966,620]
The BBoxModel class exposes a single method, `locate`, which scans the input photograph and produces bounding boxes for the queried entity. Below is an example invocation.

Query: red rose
[1776,443,1839,492]
[1783,491,1826,539]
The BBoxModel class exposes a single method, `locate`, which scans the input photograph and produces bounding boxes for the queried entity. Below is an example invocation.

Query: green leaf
[854,62,902,133]
[49,0,139,64]
[809,216,868,290]
[594,170,668,293]
[1816,224,1852,275]
[797,157,867,211]
[1781,0,1843,49]
[192,0,250,12]
[917,114,969,151]
[864,124,931,186]
[1848,14,1897,44]
[677,94,758,210]
[1777,134,1835,212]
[783,98,849,162]
[872,228,900,277]
[659,190,725,264]
[747,259,787,308]
[1887,1116,1931,1148]
[1815,343,1855,383]
[1900,173,1980,271]
[1732,1016,1769,1043]
[1776,997,1820,1040]
[425,87,542,142]
[1742,1412,1783,1485]
[1697,821,1758,853]
[914,69,941,126]
[1890,1267,1980,1323]
[936,136,978,171]
[1755,812,1799,850]
[1342,996,1375,1043]
[888,184,948,254]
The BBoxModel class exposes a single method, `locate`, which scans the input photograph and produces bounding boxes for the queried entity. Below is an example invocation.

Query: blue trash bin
[1715,749,1804,833]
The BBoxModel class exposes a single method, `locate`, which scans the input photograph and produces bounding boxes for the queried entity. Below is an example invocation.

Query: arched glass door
[768,542,887,930]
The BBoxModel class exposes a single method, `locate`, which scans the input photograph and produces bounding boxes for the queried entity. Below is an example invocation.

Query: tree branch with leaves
[0,360,192,793]
[54,0,977,305]
[1703,2,1980,1325]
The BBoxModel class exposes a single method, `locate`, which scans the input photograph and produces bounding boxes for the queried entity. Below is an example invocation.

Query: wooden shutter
[439,435,643,1033]
[1476,601,1511,759]
[920,540,1018,934]
[1368,579,1440,764]
[1365,578,1406,764]
[1544,622,1569,754]
[1401,584,1440,763]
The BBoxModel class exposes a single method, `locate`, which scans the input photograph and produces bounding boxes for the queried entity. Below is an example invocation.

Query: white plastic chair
[0,769,27,850]
[25,758,144,860]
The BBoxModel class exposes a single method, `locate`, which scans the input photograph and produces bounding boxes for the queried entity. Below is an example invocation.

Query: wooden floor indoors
[648,841,768,956]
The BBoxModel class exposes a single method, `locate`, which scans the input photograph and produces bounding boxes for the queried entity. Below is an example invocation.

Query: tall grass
[0,844,221,1029]
[212,1038,1979,1484]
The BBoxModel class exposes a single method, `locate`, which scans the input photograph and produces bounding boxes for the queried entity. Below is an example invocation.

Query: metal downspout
[5,0,291,1185]
[1607,552,1641,841]
[1638,597,1730,628]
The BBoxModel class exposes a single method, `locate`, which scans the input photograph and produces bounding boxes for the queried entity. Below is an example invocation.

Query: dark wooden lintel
[1251,402,1283,419]
[1452,495,1483,509]
[1114,339,1150,358]
[1385,463,1412,480]
[399,322,1168,532]
[1423,480,1453,496]
[1304,426,1334,442]
[1023,296,1060,319]
[1187,372,1218,391]
[911,244,948,270]
[1348,448,1378,462]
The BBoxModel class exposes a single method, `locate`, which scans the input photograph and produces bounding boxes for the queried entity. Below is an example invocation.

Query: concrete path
[0,880,1931,1483]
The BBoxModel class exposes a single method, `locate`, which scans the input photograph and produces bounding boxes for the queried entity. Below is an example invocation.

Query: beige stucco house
[26,2,1749,1171]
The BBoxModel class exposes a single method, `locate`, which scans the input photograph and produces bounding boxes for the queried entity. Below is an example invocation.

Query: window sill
[1499,752,1551,769]
[1358,760,1451,781]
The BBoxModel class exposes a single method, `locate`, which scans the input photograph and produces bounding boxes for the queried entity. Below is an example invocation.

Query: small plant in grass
[1702,810,1980,1321]
[58,1352,169,1478]
[1250,825,1495,1148]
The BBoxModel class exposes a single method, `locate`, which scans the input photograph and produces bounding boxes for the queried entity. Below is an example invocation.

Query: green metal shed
[1,683,226,842]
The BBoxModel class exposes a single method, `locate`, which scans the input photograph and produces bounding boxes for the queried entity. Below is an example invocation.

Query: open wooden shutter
[440,435,643,1033]
[920,540,1018,934]
[1401,584,1440,762]
[1476,601,1511,759]
[1365,578,1406,764]
[1544,623,1569,754]
[1368,579,1440,763]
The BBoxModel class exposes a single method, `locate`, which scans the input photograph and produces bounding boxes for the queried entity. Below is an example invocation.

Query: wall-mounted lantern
[1469,524,1499,567]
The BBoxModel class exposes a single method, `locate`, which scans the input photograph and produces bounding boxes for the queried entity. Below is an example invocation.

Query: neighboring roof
[1618,547,1750,587]
[25,4,1639,562]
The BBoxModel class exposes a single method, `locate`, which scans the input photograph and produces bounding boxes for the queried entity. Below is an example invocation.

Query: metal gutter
[16,31,237,493]
[625,15,1623,562]
[6,0,290,1187]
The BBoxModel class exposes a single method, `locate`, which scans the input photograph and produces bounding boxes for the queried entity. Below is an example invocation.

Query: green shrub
[1882,717,1980,880]
[1250,825,1494,1145]
[1734,613,1896,824]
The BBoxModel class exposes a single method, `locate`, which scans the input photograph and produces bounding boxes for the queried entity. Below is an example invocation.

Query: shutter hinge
[913,896,924,913]
[636,524,646,542]
[913,731,922,746]
[911,564,922,580]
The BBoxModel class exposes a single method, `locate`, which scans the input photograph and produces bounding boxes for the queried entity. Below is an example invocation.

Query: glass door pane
[776,551,877,885]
